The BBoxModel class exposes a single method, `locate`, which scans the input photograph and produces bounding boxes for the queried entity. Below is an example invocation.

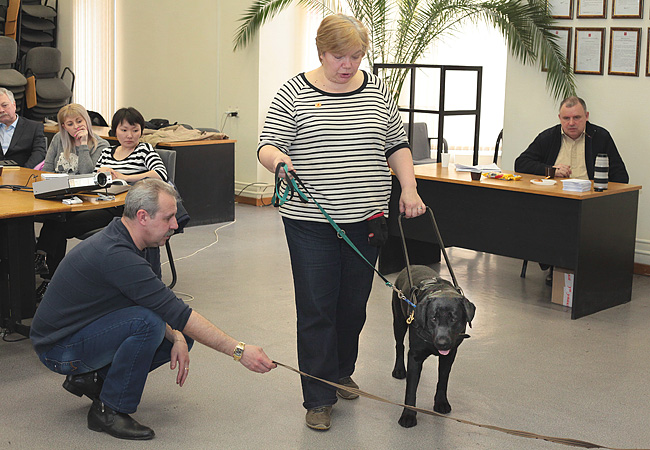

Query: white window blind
[72,0,114,121]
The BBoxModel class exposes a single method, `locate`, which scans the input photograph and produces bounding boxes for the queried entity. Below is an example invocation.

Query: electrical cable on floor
[236,182,275,207]
[161,219,237,302]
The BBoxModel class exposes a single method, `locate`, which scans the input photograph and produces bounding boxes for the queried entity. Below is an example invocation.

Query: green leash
[272,163,416,309]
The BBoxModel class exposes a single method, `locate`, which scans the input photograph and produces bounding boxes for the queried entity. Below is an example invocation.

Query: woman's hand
[399,186,426,218]
[259,145,294,177]
[170,336,190,387]
[74,127,88,145]
[97,166,122,180]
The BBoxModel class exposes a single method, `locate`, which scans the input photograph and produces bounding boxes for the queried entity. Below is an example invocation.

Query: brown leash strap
[273,361,646,450]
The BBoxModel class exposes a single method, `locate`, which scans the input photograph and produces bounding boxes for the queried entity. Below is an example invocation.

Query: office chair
[403,122,448,165]
[23,46,74,120]
[87,110,108,127]
[155,148,190,289]
[493,128,528,278]
[0,36,27,112]
[494,129,503,165]
[3,0,19,39]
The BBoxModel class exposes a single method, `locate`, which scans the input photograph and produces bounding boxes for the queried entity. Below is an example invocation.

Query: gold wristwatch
[233,342,245,361]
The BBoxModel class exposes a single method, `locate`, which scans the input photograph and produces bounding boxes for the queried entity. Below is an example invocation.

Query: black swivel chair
[494,129,529,278]
[155,148,190,289]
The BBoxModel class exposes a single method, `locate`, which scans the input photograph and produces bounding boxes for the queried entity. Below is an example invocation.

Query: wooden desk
[0,168,126,335]
[381,164,642,319]
[44,125,235,226]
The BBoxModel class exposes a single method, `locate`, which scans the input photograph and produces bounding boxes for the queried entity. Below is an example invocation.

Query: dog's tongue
[438,349,450,356]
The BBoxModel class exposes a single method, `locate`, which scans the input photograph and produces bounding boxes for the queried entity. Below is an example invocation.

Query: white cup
[441,153,450,168]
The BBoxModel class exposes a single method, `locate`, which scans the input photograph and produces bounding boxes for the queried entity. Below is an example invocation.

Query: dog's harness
[396,209,466,324]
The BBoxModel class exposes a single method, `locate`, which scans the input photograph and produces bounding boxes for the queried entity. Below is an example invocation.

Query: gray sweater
[30,218,192,355]
[42,132,110,174]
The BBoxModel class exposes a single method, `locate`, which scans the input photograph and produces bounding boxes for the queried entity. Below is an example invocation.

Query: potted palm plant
[233,0,575,101]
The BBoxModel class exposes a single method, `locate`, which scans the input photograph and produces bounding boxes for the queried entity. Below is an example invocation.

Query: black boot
[87,400,154,440]
[62,372,103,400]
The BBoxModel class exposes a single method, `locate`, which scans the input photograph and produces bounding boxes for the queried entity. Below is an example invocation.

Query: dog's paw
[398,411,418,428]
[433,400,452,414]
[391,365,406,379]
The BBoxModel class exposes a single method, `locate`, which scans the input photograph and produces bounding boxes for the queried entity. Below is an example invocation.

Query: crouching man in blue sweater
[30,179,276,440]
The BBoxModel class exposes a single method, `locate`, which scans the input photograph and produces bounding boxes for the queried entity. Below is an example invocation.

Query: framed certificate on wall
[574,28,605,74]
[608,28,641,75]
[612,0,643,17]
[577,0,607,17]
[548,0,574,18]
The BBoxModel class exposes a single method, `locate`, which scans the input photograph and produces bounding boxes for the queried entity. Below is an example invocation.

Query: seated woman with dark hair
[96,107,167,182]
[35,107,167,300]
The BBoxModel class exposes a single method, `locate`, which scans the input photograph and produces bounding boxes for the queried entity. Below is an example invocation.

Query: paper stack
[454,163,501,173]
[561,179,591,192]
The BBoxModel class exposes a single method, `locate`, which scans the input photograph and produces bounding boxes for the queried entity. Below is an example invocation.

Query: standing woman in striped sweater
[258,14,425,431]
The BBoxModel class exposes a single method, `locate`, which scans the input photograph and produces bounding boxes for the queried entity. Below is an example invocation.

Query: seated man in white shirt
[0,87,46,168]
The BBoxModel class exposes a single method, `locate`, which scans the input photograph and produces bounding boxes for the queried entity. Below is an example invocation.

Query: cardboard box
[551,267,574,307]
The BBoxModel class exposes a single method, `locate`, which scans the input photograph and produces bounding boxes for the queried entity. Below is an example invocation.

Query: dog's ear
[462,297,476,328]
[414,296,433,329]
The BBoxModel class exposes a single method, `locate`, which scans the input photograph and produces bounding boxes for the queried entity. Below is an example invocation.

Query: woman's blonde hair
[57,104,99,160]
[315,14,369,60]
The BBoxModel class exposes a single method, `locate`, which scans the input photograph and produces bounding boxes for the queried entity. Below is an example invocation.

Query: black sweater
[31,218,192,355]
[514,122,629,183]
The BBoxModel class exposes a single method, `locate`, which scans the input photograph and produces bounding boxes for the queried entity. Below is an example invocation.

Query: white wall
[57,2,649,264]
[503,25,650,264]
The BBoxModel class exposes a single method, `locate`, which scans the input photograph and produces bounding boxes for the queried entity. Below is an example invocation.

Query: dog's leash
[273,162,416,309]
[273,360,645,450]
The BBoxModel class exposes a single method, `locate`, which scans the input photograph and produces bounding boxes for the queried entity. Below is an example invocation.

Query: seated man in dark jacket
[0,88,46,168]
[515,96,628,183]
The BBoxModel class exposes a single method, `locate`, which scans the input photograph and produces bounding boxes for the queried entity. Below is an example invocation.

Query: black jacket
[4,116,47,168]
[514,122,629,183]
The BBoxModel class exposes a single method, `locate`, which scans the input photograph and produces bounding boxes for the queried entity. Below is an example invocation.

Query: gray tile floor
[2,203,650,449]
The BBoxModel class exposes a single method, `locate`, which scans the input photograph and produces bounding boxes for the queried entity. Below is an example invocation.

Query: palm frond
[233,0,576,100]
[233,0,328,51]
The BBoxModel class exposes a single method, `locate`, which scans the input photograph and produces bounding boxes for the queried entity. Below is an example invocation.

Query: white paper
[575,30,603,73]
[579,0,605,15]
[610,29,638,74]
[613,0,640,14]
[549,0,573,17]
[454,163,501,172]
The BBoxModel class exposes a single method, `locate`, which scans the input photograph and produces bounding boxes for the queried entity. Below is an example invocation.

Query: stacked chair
[2,0,20,40]
[18,0,57,59]
[0,35,26,113]
[22,46,73,120]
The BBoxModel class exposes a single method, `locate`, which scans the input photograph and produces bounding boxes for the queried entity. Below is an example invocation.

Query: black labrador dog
[392,265,476,428]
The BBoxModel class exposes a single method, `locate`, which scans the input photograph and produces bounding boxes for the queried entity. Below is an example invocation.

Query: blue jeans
[283,218,378,409]
[38,306,193,414]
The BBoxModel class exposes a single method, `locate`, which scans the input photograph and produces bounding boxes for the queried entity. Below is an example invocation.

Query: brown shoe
[305,406,332,431]
[337,376,359,400]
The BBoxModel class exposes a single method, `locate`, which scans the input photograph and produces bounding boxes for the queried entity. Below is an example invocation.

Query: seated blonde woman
[42,104,110,174]
[35,104,110,286]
